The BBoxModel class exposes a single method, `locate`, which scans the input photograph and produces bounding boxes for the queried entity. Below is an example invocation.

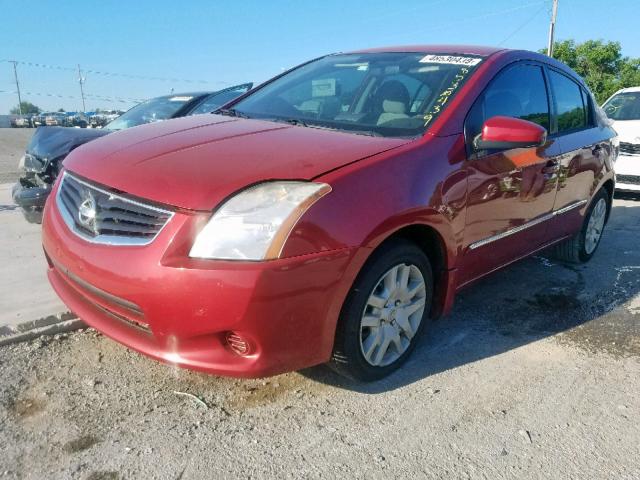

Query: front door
[459,62,560,286]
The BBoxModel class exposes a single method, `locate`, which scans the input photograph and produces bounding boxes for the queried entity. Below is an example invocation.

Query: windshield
[105,95,194,131]
[230,52,482,137]
[603,92,640,121]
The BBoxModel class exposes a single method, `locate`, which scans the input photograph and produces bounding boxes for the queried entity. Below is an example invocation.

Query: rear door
[459,62,561,286]
[545,68,614,238]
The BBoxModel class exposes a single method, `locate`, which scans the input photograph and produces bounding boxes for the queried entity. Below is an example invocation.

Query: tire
[553,188,610,263]
[329,239,433,381]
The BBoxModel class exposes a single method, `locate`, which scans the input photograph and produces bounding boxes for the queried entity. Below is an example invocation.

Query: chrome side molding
[468,199,588,250]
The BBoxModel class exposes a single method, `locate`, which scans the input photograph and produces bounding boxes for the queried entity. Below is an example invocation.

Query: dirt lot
[0,198,638,479]
[0,127,639,479]
[0,128,32,183]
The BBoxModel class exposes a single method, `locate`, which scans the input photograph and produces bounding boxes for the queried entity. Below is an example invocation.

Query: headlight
[189,181,331,260]
[17,155,26,171]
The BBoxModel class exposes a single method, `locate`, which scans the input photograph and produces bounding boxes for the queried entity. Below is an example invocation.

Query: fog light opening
[225,331,251,356]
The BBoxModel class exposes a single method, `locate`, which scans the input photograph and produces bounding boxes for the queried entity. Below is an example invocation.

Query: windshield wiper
[259,116,385,137]
[282,118,308,127]
[215,108,251,119]
[344,129,383,137]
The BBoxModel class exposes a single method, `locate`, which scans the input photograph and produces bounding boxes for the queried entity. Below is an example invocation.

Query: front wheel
[553,188,610,263]
[329,239,433,381]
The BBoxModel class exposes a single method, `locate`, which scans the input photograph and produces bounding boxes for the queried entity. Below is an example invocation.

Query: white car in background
[603,87,640,193]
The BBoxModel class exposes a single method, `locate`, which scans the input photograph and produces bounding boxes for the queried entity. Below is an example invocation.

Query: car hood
[63,114,410,210]
[27,126,110,169]
[611,119,640,143]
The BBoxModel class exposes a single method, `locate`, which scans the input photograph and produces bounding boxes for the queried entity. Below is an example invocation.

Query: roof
[617,86,640,94]
[155,91,214,99]
[346,45,506,57]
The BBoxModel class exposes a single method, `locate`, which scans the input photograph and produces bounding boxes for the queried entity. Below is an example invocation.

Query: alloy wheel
[359,263,427,367]
[585,197,607,254]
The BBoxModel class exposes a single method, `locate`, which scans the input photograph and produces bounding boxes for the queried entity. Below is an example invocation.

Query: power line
[434,1,548,33]
[497,3,548,46]
[1,59,230,85]
[0,89,144,104]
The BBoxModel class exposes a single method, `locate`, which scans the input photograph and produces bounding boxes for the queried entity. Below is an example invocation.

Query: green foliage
[10,101,41,115]
[541,39,640,104]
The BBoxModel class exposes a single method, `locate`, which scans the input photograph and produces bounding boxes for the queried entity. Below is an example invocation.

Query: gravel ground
[0,128,32,183]
[1,197,639,479]
[0,127,639,479]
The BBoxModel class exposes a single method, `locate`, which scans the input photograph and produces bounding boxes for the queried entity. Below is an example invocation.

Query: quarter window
[466,64,550,146]
[548,70,587,132]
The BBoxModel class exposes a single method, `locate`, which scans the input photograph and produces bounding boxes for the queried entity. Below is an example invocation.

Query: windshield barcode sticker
[419,55,482,66]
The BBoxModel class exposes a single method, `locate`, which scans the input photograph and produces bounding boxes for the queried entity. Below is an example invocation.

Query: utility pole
[11,61,23,115]
[77,64,86,112]
[547,0,559,57]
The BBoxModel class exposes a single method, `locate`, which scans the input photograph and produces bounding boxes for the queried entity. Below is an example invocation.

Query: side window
[580,87,596,127]
[548,70,587,132]
[466,64,550,144]
[190,88,249,114]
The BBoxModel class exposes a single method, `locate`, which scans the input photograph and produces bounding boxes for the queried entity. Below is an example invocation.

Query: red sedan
[42,46,616,381]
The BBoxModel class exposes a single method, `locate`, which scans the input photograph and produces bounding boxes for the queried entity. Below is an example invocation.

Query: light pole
[11,61,23,115]
[547,0,559,57]
[77,64,87,112]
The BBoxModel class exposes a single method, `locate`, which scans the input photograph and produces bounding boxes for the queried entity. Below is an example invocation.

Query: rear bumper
[42,189,364,377]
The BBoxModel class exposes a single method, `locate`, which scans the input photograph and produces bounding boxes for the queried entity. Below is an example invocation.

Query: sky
[1,0,638,114]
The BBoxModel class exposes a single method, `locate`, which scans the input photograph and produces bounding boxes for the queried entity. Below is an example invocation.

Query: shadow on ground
[302,199,640,393]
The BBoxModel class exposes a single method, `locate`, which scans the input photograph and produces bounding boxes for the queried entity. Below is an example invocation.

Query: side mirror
[474,115,547,151]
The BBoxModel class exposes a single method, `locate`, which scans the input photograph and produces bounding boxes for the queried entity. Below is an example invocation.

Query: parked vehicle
[10,116,34,128]
[12,83,252,223]
[61,112,90,128]
[603,87,640,192]
[31,112,47,127]
[45,112,66,126]
[88,110,124,128]
[42,47,615,381]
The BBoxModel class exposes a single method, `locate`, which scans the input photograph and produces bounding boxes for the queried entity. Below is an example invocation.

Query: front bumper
[12,179,51,209]
[12,179,51,223]
[42,188,364,377]
[615,153,640,192]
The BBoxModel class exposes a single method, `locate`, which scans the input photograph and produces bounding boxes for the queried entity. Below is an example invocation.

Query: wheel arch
[360,218,456,319]
[601,178,614,222]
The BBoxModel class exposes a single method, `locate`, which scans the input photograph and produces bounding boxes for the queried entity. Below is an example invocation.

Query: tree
[10,101,41,115]
[57,108,65,112]
[542,40,640,104]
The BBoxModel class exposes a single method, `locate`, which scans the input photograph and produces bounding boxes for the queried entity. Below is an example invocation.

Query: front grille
[617,174,640,186]
[56,172,173,245]
[620,142,640,155]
